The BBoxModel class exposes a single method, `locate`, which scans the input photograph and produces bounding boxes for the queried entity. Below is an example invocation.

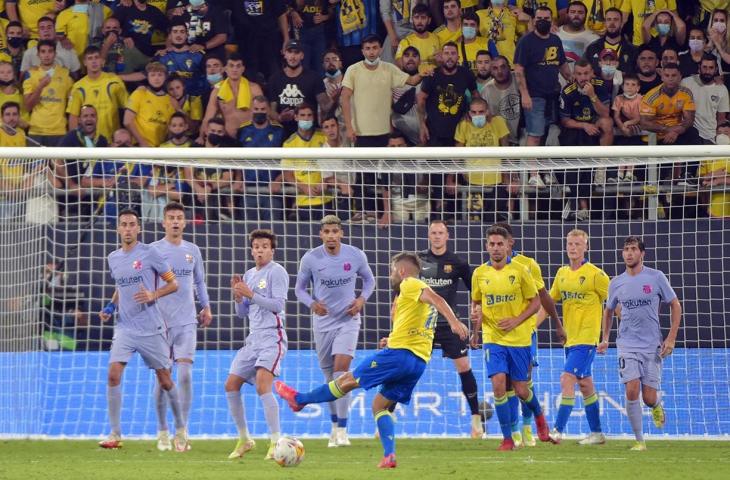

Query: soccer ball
[479,400,494,422]
[273,436,305,467]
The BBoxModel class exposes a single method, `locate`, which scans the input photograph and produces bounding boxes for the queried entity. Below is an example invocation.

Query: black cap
[285,40,303,52]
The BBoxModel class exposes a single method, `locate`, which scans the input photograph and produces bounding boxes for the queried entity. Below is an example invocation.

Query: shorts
[109,329,171,370]
[530,330,539,367]
[563,345,596,378]
[484,343,531,381]
[618,350,662,390]
[314,323,360,372]
[524,96,556,137]
[352,348,426,405]
[433,323,469,359]
[229,329,288,382]
[167,323,197,362]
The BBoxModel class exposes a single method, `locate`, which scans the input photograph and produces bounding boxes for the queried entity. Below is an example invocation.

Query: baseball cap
[285,40,303,52]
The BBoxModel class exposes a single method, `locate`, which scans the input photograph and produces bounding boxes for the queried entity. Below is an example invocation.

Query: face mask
[207,73,222,84]
[207,133,224,145]
[72,3,89,14]
[298,119,313,131]
[253,112,268,125]
[189,0,205,7]
[656,23,670,36]
[535,19,551,35]
[0,79,13,86]
[46,67,56,77]
[700,73,715,84]
[462,26,477,40]
[172,42,186,49]
[491,0,504,6]
[325,68,341,78]
[713,21,727,34]
[623,92,637,99]
[716,133,730,145]
[147,82,165,93]
[7,37,23,49]
[688,39,704,53]
[171,132,187,140]
[601,65,616,77]
[364,57,380,67]
[471,115,486,128]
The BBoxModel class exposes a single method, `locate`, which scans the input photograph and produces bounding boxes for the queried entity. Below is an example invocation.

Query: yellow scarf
[340,0,367,35]
[217,77,252,110]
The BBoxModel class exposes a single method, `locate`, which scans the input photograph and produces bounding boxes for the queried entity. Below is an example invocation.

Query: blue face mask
[601,65,616,77]
[471,115,486,128]
[298,119,313,131]
[492,0,505,6]
[462,26,477,40]
[72,3,89,14]
[207,73,222,84]
[656,23,670,36]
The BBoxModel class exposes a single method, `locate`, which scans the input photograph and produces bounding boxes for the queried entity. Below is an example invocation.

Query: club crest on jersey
[643,284,652,294]
[185,254,194,263]
[508,275,516,284]
[132,260,142,270]
[444,264,452,273]
[258,279,267,289]
[344,262,351,271]
[579,276,586,285]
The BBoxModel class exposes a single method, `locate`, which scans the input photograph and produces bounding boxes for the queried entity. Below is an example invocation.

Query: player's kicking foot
[652,403,665,428]
[534,414,554,443]
[497,438,516,451]
[511,431,523,448]
[548,428,563,444]
[275,381,303,412]
[328,426,338,448]
[99,433,123,449]
[377,453,397,468]
[265,442,276,460]
[522,425,536,447]
[630,441,647,451]
[578,432,606,445]
[470,415,484,439]
[173,428,189,452]
[157,430,172,451]
[336,428,351,446]
[228,438,256,459]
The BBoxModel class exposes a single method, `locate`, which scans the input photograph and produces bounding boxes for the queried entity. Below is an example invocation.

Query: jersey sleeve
[400,277,425,303]
[594,268,609,302]
[471,267,482,302]
[391,64,410,89]
[149,246,175,281]
[357,249,376,300]
[549,269,561,301]
[529,258,546,291]
[520,266,538,300]
[193,245,210,307]
[458,257,472,292]
[66,85,82,116]
[454,120,467,144]
[606,278,619,309]
[655,270,678,304]
[294,253,315,308]
[639,96,656,117]
[126,89,142,113]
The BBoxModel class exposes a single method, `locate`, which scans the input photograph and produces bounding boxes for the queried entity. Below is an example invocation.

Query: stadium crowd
[0,0,729,222]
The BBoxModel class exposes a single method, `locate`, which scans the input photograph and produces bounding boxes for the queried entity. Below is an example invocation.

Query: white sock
[627,399,644,442]
[225,390,249,438]
[260,392,280,441]
[108,385,122,436]
[154,382,169,432]
[176,362,193,426]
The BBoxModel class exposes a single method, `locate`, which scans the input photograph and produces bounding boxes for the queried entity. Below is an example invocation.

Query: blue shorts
[564,345,596,378]
[524,96,555,137]
[352,348,426,405]
[530,331,539,367]
[484,343,531,381]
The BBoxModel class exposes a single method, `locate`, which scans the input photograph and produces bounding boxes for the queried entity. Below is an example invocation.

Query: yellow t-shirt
[0,88,30,125]
[180,95,203,122]
[0,159,26,192]
[640,84,695,134]
[699,159,730,218]
[22,66,73,136]
[621,0,677,46]
[455,115,510,185]
[55,5,113,57]
[476,7,517,63]
[434,24,462,47]
[387,277,437,363]
[13,0,55,38]
[460,0,478,9]
[0,128,26,147]
[458,37,490,75]
[549,262,609,347]
[282,130,332,207]
[0,17,9,51]
[159,139,192,148]
[395,32,440,74]
[512,251,545,331]
[125,87,176,147]
[66,72,128,141]
[471,260,538,347]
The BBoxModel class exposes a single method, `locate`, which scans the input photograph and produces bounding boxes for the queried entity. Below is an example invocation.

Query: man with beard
[483,55,520,145]
[170,0,228,59]
[322,49,344,123]
[458,13,489,76]
[474,50,491,94]
[395,4,439,74]
[156,20,205,97]
[557,1,598,67]
[392,46,422,146]
[585,7,636,76]
[681,55,729,144]
[115,0,168,58]
[269,40,329,138]
[634,47,662,95]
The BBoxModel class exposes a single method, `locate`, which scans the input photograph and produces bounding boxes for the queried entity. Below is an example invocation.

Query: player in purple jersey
[151,202,213,451]
[295,215,375,447]
[598,236,682,451]
[226,229,290,461]
[98,209,188,451]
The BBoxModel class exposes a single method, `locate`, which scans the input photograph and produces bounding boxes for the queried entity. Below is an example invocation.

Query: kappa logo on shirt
[132,260,142,270]
[258,279,267,289]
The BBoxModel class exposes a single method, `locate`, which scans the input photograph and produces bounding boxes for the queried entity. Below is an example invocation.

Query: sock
[333,371,349,428]
[647,392,662,409]
[520,389,543,417]
[507,390,520,432]
[584,392,602,433]
[375,410,395,456]
[166,385,185,430]
[626,399,644,442]
[260,392,281,440]
[108,385,122,436]
[522,380,535,423]
[324,370,337,427]
[154,382,169,431]
[226,391,250,438]
[459,369,480,416]
[494,394,512,440]
[295,380,343,405]
[554,396,575,433]
[176,362,193,426]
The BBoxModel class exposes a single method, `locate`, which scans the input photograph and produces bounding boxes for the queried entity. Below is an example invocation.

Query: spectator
[596,48,622,97]
[612,73,644,153]
[391,45,421,146]
[699,125,730,217]
[0,61,29,129]
[173,0,228,59]
[681,55,729,144]
[659,47,679,71]
[201,54,224,106]
[395,4,439,74]
[156,20,205,96]
[290,0,331,76]
[192,117,238,221]
[482,54,521,145]
[320,115,355,214]
[160,111,193,147]
[5,0,55,39]
[229,0,289,80]
[557,1,598,67]
[434,0,462,47]
[707,8,730,91]
[513,6,571,185]
[99,17,149,76]
[642,9,686,55]
[458,13,489,76]
[418,41,477,147]
[380,0,418,64]
[476,0,521,64]
[0,101,26,146]
[474,50,491,93]
[55,0,113,58]
[167,76,202,135]
[585,7,636,76]
[23,40,73,146]
[377,130,430,228]
[115,0,169,58]
[67,46,128,142]
[268,40,328,138]
[123,62,178,147]
[321,49,344,124]
[679,28,708,78]
[20,17,81,78]
[333,0,378,68]
[321,114,350,147]
[620,0,678,47]
[237,95,285,221]
[635,47,662,94]
[2,21,25,75]
[579,0,619,35]
[201,53,264,139]
[60,104,109,148]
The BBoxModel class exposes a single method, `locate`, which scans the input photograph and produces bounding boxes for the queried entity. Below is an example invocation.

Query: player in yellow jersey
[470,225,554,451]
[277,252,468,469]
[123,62,178,147]
[541,229,609,445]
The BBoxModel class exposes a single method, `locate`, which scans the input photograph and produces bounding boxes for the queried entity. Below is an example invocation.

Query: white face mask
[688,39,704,53]
[713,21,727,34]
[364,57,380,67]
[623,92,638,99]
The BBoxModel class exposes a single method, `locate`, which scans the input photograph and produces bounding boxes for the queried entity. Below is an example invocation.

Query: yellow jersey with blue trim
[512,251,545,331]
[387,277,438,363]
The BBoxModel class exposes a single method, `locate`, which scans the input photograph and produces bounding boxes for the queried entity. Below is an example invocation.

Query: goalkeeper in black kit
[418,219,483,438]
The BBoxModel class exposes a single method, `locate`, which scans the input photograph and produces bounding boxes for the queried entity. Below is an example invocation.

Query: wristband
[102,302,116,315]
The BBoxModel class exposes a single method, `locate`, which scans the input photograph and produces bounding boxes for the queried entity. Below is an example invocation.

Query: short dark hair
[636,46,657,59]
[535,5,553,17]
[391,251,421,271]
[37,39,56,51]
[169,17,188,31]
[6,21,22,31]
[491,222,513,237]
[389,129,407,142]
[1,101,20,115]
[37,16,54,26]
[226,52,245,65]
[661,62,680,73]
[208,117,225,128]
[83,45,101,58]
[204,54,224,65]
[295,102,314,115]
[491,54,510,67]
[169,111,188,123]
[362,34,381,47]
[462,12,480,27]
[250,229,277,249]
[118,208,140,221]
[163,202,185,215]
[412,3,430,16]
[622,73,639,83]
[700,54,718,68]
[476,49,491,59]
[486,225,510,240]
[442,41,458,51]
[567,1,587,14]
[574,58,592,69]
[605,7,622,17]
[623,235,645,252]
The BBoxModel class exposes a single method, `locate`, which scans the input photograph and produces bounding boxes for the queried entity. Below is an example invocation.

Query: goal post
[0,146,728,439]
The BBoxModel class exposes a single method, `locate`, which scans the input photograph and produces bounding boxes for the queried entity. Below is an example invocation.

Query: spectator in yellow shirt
[123,62,178,147]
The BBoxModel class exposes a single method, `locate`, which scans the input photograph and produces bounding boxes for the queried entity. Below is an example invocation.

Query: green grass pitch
[2,439,729,480]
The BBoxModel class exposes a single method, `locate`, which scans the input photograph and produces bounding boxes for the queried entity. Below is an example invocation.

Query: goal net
[0,145,728,439]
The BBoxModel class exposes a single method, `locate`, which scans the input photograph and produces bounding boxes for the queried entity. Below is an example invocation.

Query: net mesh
[0,148,728,438]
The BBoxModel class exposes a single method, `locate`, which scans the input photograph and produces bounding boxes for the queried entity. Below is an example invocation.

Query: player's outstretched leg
[276,379,345,412]
[100,363,124,449]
